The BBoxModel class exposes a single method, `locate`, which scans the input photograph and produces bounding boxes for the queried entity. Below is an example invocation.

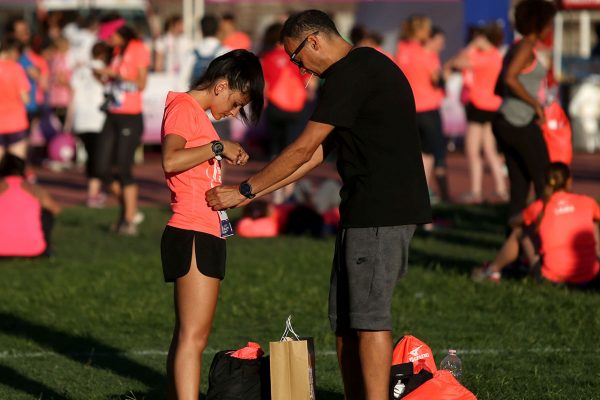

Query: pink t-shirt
[0,60,30,134]
[109,40,150,115]
[48,52,72,108]
[0,176,45,257]
[523,192,600,284]
[396,40,444,112]
[161,91,222,238]
[463,47,502,111]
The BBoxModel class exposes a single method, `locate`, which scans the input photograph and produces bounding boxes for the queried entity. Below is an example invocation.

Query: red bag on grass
[392,335,437,373]
[403,370,477,400]
[390,336,477,400]
[542,101,573,165]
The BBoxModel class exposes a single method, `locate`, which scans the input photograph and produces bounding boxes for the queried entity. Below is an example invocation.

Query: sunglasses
[290,31,319,70]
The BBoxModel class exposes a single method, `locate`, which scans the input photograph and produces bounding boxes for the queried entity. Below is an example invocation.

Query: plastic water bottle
[439,349,462,382]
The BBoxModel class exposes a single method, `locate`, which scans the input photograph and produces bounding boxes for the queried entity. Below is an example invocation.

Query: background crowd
[0,2,599,287]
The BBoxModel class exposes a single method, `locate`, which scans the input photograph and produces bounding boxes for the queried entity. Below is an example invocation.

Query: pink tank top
[0,176,46,257]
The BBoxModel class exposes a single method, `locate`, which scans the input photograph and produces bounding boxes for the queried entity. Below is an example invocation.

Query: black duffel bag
[206,350,270,400]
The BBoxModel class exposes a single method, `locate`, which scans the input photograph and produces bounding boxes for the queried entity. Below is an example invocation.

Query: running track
[35,152,600,208]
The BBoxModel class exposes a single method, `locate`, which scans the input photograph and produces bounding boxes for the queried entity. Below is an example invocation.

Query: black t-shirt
[311,47,431,228]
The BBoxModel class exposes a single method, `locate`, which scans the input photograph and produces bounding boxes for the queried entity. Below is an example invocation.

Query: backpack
[190,45,222,87]
[542,101,573,165]
[267,64,306,113]
[206,350,269,400]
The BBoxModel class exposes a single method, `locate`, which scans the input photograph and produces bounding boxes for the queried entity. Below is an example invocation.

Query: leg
[7,139,28,160]
[493,117,530,218]
[465,122,484,199]
[167,240,220,400]
[430,110,449,202]
[359,330,393,400]
[95,114,117,191]
[336,332,365,400]
[520,124,550,199]
[481,123,507,196]
[489,227,524,273]
[114,114,143,225]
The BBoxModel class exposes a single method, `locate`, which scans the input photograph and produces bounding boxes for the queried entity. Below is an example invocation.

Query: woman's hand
[534,102,546,125]
[221,140,249,166]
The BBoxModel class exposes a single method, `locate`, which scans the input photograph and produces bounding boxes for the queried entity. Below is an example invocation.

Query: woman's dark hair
[0,36,23,54]
[0,153,26,177]
[350,24,368,45]
[91,41,109,62]
[534,162,571,230]
[484,22,504,48]
[192,49,264,126]
[514,0,557,36]
[400,14,431,41]
[115,24,138,51]
[280,9,340,42]
[545,162,570,194]
[261,22,283,54]
[430,26,445,39]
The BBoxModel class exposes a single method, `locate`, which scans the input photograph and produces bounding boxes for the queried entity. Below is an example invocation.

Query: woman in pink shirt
[161,49,264,398]
[0,154,60,257]
[47,36,72,125]
[449,24,507,204]
[396,16,448,202]
[96,21,150,235]
[0,37,30,161]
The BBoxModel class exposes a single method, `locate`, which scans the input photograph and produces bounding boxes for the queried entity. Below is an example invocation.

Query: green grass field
[0,205,599,399]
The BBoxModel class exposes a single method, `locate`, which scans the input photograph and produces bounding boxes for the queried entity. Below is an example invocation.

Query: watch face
[240,182,254,198]
[213,141,224,155]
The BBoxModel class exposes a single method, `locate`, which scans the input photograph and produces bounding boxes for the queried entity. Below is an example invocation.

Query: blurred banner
[560,0,600,9]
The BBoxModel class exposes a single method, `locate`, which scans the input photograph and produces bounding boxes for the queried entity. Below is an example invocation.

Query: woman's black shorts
[465,103,497,124]
[161,225,226,282]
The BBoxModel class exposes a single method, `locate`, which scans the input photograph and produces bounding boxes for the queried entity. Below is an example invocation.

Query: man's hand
[206,185,246,210]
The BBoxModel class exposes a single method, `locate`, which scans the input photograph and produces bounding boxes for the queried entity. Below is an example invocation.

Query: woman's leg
[114,115,143,226]
[481,122,507,196]
[7,139,28,160]
[465,122,484,199]
[167,241,220,400]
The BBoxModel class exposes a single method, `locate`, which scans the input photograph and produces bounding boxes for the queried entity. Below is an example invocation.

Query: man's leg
[331,226,415,400]
[358,330,392,400]
[336,331,365,400]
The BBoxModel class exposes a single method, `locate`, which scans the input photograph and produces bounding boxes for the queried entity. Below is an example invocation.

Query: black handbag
[206,350,270,400]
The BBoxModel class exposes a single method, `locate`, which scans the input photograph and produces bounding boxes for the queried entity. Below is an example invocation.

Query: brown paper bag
[269,316,316,400]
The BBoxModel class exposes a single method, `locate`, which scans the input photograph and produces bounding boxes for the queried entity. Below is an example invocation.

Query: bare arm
[206,121,334,209]
[248,121,333,194]
[28,184,61,215]
[136,66,148,91]
[162,134,248,174]
[254,144,325,199]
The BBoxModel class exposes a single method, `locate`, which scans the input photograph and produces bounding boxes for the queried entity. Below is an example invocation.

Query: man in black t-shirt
[207,10,431,399]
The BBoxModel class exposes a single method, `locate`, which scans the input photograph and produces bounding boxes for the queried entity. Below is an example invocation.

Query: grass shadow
[0,312,163,392]
[0,363,66,399]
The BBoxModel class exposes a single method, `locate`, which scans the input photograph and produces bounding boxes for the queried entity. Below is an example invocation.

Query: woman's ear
[214,80,229,96]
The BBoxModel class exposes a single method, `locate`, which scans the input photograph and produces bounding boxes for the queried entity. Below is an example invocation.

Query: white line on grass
[0,347,598,360]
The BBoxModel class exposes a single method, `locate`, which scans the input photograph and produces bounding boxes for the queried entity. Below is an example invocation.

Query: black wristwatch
[211,140,224,161]
[239,180,255,199]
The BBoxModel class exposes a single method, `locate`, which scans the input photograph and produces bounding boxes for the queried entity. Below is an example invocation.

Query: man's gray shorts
[329,225,416,333]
